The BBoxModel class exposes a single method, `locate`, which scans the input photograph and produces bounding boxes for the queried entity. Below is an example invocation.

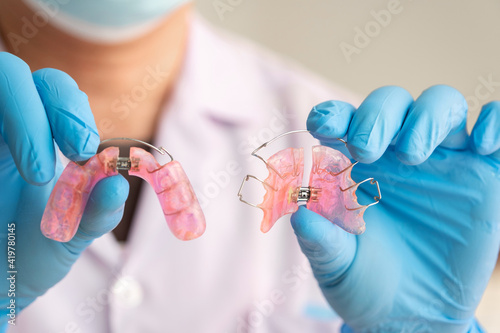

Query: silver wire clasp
[100,137,174,171]
[238,130,382,211]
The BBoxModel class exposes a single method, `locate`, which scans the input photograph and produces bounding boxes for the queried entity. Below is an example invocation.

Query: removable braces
[238,130,381,234]
[41,138,206,242]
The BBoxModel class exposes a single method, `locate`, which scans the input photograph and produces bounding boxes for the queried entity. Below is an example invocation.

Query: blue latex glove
[292,85,500,332]
[0,52,129,328]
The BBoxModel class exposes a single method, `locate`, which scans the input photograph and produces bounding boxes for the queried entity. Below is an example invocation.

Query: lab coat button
[111,276,144,308]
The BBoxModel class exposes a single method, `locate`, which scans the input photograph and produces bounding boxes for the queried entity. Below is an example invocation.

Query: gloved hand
[0,52,129,328]
[292,85,500,333]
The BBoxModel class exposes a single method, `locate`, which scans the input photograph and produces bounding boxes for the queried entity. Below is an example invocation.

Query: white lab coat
[6,14,359,333]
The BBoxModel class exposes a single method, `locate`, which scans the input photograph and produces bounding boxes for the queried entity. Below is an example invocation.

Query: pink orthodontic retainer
[41,139,206,242]
[238,130,381,235]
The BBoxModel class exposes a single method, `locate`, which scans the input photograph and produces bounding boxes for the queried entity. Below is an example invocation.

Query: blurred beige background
[196,0,500,126]
[195,0,500,330]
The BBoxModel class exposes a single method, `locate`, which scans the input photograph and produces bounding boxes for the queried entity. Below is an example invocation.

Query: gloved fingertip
[422,84,466,103]
[72,205,125,246]
[0,54,58,186]
[307,101,355,141]
[345,86,413,164]
[394,130,429,165]
[33,68,100,162]
[26,168,55,186]
[291,207,356,282]
[346,143,380,164]
[361,85,413,112]
[20,169,54,186]
[32,68,80,89]
[18,147,57,186]
[66,130,100,161]
[75,175,129,241]
[291,206,335,244]
[85,175,129,217]
[470,101,500,156]
[0,52,31,72]
[470,137,493,156]
[395,149,426,165]
[377,85,413,98]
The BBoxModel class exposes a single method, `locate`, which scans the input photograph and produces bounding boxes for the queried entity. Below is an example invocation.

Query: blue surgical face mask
[23,0,190,43]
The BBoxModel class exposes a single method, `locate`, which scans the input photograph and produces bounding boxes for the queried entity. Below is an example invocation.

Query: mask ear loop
[238,130,381,211]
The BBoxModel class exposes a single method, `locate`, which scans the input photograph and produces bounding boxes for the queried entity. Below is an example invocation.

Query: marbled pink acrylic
[306,145,366,235]
[128,147,206,241]
[258,147,304,233]
[256,145,366,235]
[41,147,206,242]
[41,147,119,242]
